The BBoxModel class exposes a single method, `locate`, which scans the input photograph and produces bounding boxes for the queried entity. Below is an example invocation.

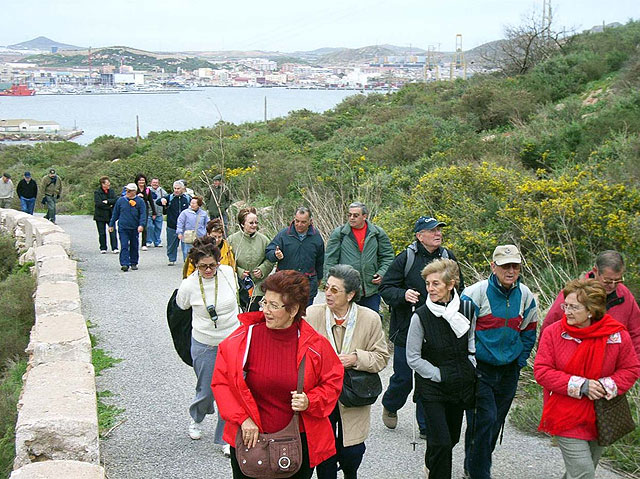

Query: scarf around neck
[539,313,624,437]
[425,289,470,338]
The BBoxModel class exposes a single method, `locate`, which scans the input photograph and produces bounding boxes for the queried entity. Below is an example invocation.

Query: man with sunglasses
[541,250,640,357]
[265,206,325,305]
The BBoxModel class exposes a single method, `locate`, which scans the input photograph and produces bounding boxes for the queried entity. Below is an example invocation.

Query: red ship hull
[0,84,36,96]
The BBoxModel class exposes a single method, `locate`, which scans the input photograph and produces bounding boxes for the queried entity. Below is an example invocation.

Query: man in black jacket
[265,207,324,304]
[93,176,119,253]
[157,180,191,266]
[379,216,464,437]
[17,171,37,214]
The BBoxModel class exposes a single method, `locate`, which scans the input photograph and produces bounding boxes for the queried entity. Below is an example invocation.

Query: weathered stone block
[27,312,91,366]
[10,460,105,479]
[37,258,77,284]
[35,282,81,316]
[4,210,31,234]
[14,361,99,467]
[34,223,65,246]
[23,217,58,248]
[41,232,72,254]
[19,247,35,265]
[34,244,68,266]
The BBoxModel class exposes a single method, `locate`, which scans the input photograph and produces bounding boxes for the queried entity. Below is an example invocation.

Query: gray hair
[327,264,362,302]
[595,250,624,273]
[348,202,368,216]
[295,206,311,218]
[173,180,185,189]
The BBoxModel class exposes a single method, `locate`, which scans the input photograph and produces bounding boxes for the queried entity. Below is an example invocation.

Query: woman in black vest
[406,259,476,479]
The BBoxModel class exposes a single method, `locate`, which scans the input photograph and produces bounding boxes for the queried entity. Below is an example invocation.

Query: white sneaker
[112,249,119,254]
[141,246,148,251]
[189,419,202,440]
[100,250,107,254]
[222,444,231,457]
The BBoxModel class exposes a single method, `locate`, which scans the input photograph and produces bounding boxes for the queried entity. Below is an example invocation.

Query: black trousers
[316,405,366,479]
[420,399,464,479]
[230,432,313,479]
[96,221,118,251]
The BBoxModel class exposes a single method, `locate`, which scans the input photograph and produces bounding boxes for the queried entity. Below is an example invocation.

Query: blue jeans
[118,228,139,267]
[166,227,180,262]
[147,215,163,246]
[381,345,427,433]
[190,338,225,444]
[464,360,520,479]
[356,293,381,314]
[20,197,36,215]
[181,241,193,262]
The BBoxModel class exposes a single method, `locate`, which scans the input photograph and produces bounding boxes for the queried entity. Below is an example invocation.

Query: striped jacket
[461,274,537,367]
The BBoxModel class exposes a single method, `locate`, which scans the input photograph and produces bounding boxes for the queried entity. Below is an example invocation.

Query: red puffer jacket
[212,311,344,467]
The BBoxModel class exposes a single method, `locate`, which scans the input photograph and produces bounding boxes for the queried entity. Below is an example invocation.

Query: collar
[489,273,519,295]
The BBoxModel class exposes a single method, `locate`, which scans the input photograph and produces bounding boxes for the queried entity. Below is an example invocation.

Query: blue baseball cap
[414,216,447,233]
[24,171,31,178]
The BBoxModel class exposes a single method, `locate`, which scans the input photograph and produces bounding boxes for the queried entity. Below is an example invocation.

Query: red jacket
[211,311,344,467]
[541,270,640,358]
[534,319,640,440]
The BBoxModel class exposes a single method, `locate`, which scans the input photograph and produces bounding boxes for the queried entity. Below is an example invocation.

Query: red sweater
[534,320,640,440]
[211,312,344,467]
[245,322,298,433]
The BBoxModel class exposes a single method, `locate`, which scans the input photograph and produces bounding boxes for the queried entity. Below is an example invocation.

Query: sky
[0,0,637,53]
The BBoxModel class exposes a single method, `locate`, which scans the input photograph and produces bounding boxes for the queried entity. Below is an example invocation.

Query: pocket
[268,437,302,474]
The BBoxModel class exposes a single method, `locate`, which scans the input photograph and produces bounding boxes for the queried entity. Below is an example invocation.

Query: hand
[103,200,108,204]
[137,193,144,198]
[242,270,250,278]
[161,198,167,205]
[252,269,263,279]
[372,274,382,285]
[291,391,309,412]
[108,227,114,233]
[275,245,284,260]
[152,215,156,220]
[338,353,357,368]
[137,226,143,233]
[178,234,183,240]
[405,289,420,303]
[586,379,606,400]
[240,417,260,448]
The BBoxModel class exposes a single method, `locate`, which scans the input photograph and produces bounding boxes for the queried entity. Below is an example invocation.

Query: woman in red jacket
[212,270,344,478]
[535,278,640,479]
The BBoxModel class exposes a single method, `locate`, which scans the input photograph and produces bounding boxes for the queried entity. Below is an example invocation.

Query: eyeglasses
[561,303,585,313]
[601,277,624,286]
[197,263,218,272]
[259,299,285,311]
[323,284,345,294]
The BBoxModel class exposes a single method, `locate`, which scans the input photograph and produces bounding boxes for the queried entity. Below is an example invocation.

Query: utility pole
[136,115,140,142]
[543,0,553,38]
[264,96,267,122]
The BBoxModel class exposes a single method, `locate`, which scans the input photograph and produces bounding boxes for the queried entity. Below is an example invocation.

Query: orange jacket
[211,311,343,467]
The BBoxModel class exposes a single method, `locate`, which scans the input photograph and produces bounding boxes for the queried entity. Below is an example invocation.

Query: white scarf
[425,289,470,338]
[325,303,357,354]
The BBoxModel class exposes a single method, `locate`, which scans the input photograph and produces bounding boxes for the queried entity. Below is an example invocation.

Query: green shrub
[0,360,27,478]
[0,270,36,360]
[0,234,17,281]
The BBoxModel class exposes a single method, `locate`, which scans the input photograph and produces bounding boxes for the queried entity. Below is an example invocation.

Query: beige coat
[305,303,390,447]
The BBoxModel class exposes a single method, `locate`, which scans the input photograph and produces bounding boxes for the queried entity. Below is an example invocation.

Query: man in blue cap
[379,216,464,437]
[17,171,38,214]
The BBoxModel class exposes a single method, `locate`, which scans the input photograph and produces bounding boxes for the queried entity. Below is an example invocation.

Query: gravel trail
[63,214,626,479]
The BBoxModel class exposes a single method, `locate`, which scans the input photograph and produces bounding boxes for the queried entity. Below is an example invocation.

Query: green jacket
[324,220,395,298]
[227,230,273,297]
[42,175,62,197]
[204,185,232,219]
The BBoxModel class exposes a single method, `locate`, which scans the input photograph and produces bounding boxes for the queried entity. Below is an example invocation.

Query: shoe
[382,407,398,429]
[141,246,148,251]
[222,444,231,457]
[146,243,152,247]
[189,419,202,440]
[155,244,163,248]
[168,261,176,266]
[419,431,427,440]
[100,250,107,254]
[112,249,119,254]
[121,266,129,272]
[131,264,138,270]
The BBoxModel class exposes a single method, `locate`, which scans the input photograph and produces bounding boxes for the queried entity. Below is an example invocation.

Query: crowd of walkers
[33,172,638,479]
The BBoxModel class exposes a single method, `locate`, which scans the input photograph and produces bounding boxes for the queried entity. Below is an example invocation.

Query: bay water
[0,87,358,145]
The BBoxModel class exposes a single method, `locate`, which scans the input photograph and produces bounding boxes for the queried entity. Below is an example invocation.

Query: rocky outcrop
[0,208,104,479]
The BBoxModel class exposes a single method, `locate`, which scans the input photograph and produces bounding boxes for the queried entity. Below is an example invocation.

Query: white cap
[125,183,137,191]
[492,245,522,265]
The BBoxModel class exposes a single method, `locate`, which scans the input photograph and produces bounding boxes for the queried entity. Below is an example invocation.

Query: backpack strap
[404,242,418,277]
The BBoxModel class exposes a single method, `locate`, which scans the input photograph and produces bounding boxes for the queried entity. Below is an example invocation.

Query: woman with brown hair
[535,278,640,479]
[183,219,236,277]
[227,207,272,311]
[212,270,344,478]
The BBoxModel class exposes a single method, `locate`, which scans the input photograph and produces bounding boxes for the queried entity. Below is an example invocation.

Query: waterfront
[0,87,358,144]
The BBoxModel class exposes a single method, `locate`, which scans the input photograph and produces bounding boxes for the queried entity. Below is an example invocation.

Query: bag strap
[297,355,306,394]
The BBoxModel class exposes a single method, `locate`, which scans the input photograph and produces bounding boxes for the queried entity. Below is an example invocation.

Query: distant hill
[319,44,427,64]
[585,22,623,33]
[7,36,83,51]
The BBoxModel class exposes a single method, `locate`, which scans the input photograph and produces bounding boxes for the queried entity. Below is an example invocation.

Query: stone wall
[0,209,105,479]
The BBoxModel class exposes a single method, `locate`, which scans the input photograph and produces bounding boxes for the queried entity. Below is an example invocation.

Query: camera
[206,305,218,325]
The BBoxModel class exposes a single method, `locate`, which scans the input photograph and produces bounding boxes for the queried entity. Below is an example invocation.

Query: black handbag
[339,369,382,408]
[235,357,306,478]
[595,393,636,446]
[166,289,193,366]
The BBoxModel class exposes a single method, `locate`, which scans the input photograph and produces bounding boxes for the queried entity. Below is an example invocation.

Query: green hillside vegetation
[24,47,216,73]
[2,19,640,475]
